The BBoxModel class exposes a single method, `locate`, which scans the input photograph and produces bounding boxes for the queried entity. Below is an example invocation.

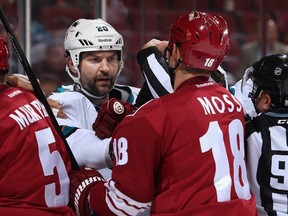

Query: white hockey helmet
[64,18,124,66]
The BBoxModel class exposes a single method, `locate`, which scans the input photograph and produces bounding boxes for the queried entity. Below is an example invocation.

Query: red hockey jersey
[0,84,75,216]
[90,77,257,215]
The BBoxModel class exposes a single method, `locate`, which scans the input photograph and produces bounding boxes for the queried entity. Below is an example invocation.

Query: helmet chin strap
[74,83,107,99]
[168,58,182,88]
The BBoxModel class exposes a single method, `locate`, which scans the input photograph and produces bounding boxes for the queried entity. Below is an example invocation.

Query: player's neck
[174,70,210,90]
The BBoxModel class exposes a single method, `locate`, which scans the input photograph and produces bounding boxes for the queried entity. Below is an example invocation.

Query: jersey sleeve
[137,47,173,98]
[111,109,161,202]
[49,92,111,170]
[49,92,97,129]
[65,129,111,169]
[90,103,159,215]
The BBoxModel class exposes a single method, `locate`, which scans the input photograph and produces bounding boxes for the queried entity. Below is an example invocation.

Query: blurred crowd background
[1,0,288,91]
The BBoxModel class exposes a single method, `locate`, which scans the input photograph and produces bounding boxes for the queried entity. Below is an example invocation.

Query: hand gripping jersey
[0,84,75,216]
[88,77,257,216]
[246,108,288,216]
[48,84,139,179]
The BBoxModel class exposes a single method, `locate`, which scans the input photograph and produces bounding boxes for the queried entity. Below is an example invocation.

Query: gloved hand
[69,168,105,216]
[93,98,136,139]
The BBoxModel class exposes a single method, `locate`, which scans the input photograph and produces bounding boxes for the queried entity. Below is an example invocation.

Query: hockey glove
[69,168,105,216]
[93,98,136,139]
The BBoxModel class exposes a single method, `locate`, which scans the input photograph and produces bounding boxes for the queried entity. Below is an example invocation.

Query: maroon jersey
[0,84,75,216]
[90,77,257,215]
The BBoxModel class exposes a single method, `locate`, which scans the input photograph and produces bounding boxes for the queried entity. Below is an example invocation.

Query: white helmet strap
[66,64,80,83]
[74,82,106,99]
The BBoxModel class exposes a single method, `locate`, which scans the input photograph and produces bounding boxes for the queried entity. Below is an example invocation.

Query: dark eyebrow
[81,51,118,58]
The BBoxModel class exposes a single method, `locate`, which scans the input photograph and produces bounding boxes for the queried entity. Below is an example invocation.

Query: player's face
[79,51,120,97]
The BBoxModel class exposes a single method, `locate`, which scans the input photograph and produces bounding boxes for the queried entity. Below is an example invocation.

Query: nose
[100,60,110,72]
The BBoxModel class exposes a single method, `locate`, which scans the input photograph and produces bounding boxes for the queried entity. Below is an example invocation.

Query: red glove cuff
[70,169,105,216]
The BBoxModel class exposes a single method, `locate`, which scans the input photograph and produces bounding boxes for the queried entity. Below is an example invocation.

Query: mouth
[97,77,111,86]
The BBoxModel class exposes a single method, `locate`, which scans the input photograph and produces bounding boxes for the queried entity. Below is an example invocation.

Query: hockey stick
[0,7,79,170]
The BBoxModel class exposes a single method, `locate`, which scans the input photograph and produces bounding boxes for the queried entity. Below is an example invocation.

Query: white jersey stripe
[146,53,173,98]
[144,73,159,98]
[104,179,151,215]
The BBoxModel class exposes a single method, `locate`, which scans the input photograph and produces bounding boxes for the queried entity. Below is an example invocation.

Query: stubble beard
[85,80,114,97]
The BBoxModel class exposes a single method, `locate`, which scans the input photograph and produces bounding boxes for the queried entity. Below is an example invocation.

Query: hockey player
[69,11,257,215]
[136,38,288,216]
[0,38,75,215]
[243,54,288,216]
[48,18,137,178]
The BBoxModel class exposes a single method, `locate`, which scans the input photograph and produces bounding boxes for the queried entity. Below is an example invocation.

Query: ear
[171,43,181,66]
[258,92,271,112]
[172,43,180,58]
